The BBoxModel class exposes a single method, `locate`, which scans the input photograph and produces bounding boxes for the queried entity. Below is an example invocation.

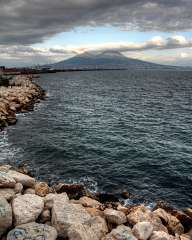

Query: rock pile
[0,75,45,129]
[0,165,191,239]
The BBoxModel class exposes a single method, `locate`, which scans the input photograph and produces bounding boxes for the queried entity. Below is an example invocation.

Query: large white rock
[52,203,92,237]
[149,231,172,240]
[104,225,137,240]
[78,196,102,208]
[127,205,168,232]
[7,170,35,187]
[0,171,16,188]
[104,208,127,225]
[7,222,57,240]
[68,216,108,240]
[0,188,15,201]
[12,194,44,226]
[44,192,69,209]
[0,197,12,237]
[132,221,153,240]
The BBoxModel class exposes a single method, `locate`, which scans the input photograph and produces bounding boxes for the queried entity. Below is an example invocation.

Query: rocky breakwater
[0,165,191,239]
[0,75,45,129]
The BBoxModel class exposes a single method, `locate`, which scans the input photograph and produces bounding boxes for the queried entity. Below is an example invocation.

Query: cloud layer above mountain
[0,0,192,45]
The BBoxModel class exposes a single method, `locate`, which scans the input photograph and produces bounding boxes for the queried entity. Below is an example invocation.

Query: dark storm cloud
[0,0,191,45]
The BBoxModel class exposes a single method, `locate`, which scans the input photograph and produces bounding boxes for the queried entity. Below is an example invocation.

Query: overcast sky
[0,0,192,67]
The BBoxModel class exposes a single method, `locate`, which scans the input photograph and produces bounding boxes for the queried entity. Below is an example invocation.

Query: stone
[117,204,129,214]
[0,197,12,237]
[7,170,35,187]
[0,171,16,188]
[0,188,15,201]
[149,231,172,240]
[153,208,184,235]
[54,182,86,198]
[104,225,137,240]
[44,192,69,209]
[7,222,57,240]
[86,207,104,217]
[79,196,102,208]
[180,233,191,240]
[184,208,192,218]
[127,205,168,233]
[52,203,92,237]
[24,188,36,194]
[104,208,127,225]
[14,182,23,194]
[12,194,44,226]
[68,216,108,240]
[35,181,50,197]
[132,221,153,240]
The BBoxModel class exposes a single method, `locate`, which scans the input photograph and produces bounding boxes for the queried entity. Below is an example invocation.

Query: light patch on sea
[0,130,22,164]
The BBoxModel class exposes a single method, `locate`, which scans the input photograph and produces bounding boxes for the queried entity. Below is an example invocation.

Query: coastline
[0,165,192,239]
[0,75,45,130]
[0,75,191,239]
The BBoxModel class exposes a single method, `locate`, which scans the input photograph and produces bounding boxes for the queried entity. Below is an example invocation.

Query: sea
[0,70,192,208]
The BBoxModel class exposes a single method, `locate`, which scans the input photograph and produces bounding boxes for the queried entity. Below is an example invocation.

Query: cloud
[1,35,192,66]
[0,0,192,45]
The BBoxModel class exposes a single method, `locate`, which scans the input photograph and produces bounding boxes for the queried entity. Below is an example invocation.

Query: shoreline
[0,75,46,130]
[0,165,191,239]
[0,75,191,239]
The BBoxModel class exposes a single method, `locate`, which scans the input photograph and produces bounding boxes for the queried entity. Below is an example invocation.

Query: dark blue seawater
[1,70,192,208]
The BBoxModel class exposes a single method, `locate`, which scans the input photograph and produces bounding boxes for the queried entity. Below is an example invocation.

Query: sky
[0,0,192,67]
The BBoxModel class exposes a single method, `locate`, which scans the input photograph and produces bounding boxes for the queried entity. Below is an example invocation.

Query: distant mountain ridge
[46,50,187,70]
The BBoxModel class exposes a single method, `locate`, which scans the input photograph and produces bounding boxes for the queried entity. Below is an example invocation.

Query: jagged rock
[44,193,69,209]
[0,197,12,237]
[104,225,137,240]
[7,222,57,240]
[180,233,192,240]
[104,208,127,225]
[52,203,92,237]
[0,188,15,201]
[117,204,129,214]
[35,181,50,197]
[7,170,35,187]
[24,188,36,194]
[127,205,168,232]
[132,221,153,240]
[68,216,108,240]
[79,196,102,208]
[54,182,86,198]
[149,231,172,240]
[14,182,23,194]
[153,208,184,235]
[85,207,104,217]
[0,172,16,188]
[184,208,192,219]
[12,194,44,225]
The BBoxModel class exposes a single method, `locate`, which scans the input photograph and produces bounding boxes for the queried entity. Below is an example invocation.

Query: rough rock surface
[7,170,35,187]
[79,196,102,208]
[0,188,15,201]
[44,192,69,209]
[149,231,172,240]
[104,208,127,225]
[35,181,50,197]
[132,221,153,240]
[7,222,57,240]
[153,208,184,235]
[0,172,16,188]
[52,203,92,237]
[0,197,12,237]
[127,205,168,232]
[12,194,44,226]
[104,225,137,240]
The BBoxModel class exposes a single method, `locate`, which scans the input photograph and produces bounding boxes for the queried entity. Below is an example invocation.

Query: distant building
[0,67,21,75]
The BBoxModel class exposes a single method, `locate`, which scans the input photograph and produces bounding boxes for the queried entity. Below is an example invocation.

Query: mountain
[46,50,182,70]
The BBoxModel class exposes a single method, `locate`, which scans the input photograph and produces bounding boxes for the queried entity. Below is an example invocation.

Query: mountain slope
[47,50,178,70]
